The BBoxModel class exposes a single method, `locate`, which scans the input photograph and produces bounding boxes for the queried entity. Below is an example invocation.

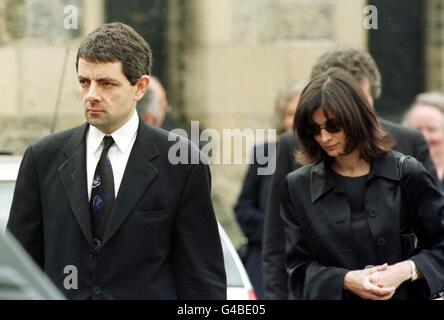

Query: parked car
[0,155,256,300]
[0,154,64,299]
[0,155,20,231]
[218,224,257,300]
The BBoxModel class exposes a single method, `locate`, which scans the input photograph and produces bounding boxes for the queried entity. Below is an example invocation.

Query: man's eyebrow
[96,77,120,83]
[77,76,120,83]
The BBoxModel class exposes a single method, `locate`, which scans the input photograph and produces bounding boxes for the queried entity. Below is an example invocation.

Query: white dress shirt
[86,111,139,200]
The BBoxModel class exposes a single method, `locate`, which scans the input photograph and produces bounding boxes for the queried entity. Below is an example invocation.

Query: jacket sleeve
[402,157,444,298]
[280,177,349,300]
[173,161,227,299]
[262,140,292,299]
[234,162,265,244]
[7,146,44,268]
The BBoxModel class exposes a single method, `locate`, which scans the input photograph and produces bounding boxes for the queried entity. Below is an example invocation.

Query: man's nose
[85,82,101,102]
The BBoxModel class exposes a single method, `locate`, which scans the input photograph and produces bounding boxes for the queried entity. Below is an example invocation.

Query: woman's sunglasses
[308,119,342,136]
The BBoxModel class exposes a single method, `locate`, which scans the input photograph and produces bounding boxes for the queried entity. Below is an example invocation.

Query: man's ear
[135,75,150,101]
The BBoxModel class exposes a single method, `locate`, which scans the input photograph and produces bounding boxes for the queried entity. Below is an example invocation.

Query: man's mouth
[87,108,104,114]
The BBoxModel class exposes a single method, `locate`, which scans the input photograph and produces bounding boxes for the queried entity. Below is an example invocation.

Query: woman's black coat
[280,151,444,299]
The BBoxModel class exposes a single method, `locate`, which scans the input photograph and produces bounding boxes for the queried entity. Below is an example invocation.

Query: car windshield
[0,181,15,230]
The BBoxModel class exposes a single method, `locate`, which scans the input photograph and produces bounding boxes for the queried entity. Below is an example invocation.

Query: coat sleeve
[173,161,227,299]
[7,146,44,268]
[280,177,349,300]
[262,139,293,299]
[402,157,444,298]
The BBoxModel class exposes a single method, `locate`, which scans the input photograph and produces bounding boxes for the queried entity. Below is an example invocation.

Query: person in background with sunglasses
[280,68,444,300]
[263,46,437,300]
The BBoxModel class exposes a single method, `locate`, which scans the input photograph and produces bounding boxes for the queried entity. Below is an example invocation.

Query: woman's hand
[343,264,396,300]
[368,261,412,290]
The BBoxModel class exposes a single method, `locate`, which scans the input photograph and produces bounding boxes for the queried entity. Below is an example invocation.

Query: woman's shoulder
[391,150,425,170]
[389,150,429,183]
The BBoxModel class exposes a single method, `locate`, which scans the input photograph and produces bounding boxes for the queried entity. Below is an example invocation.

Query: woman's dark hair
[76,22,152,85]
[294,68,393,165]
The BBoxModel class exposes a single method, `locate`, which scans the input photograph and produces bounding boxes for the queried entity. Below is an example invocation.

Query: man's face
[78,58,143,134]
[281,95,299,133]
[408,104,444,158]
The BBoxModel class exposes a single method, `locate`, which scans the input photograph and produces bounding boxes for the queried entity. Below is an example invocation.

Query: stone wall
[0,0,101,155]
[0,115,82,154]
[425,0,444,91]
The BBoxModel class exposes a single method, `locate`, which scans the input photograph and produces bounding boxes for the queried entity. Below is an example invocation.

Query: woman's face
[281,96,299,133]
[311,107,346,157]
[408,104,444,158]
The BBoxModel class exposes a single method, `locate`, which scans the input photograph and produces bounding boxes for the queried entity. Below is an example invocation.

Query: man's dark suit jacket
[7,120,227,300]
[263,118,438,299]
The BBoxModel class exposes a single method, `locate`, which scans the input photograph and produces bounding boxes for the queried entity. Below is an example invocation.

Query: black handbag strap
[397,154,411,184]
[398,155,414,231]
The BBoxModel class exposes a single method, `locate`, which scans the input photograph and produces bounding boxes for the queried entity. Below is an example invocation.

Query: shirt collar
[88,110,139,155]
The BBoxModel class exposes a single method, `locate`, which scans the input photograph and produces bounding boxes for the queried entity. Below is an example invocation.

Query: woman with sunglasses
[280,68,444,300]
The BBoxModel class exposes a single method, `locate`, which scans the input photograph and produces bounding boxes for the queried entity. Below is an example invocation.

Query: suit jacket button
[93,286,102,295]
[377,238,386,247]
[368,210,377,218]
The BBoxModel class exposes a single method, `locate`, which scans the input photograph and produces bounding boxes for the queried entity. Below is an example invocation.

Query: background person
[136,75,170,128]
[281,68,444,299]
[403,92,444,188]
[234,80,306,299]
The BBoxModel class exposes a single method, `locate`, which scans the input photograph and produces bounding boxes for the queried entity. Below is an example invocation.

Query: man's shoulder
[31,124,87,153]
[141,123,198,151]
[139,123,206,168]
[279,131,297,146]
[379,118,421,140]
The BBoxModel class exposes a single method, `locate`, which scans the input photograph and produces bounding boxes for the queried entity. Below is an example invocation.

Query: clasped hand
[344,261,411,300]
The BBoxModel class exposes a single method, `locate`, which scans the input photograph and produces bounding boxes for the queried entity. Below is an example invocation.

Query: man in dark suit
[7,22,226,300]
[263,46,438,300]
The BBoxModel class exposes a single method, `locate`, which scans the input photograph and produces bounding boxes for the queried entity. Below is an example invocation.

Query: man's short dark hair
[310,46,382,99]
[294,68,392,165]
[76,22,152,85]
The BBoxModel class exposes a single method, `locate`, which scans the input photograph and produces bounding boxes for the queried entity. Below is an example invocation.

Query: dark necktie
[90,135,115,248]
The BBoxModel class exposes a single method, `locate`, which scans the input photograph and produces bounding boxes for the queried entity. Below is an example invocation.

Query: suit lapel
[58,124,93,246]
[102,121,160,246]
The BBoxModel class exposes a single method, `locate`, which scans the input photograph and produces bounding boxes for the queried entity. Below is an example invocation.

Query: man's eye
[101,82,114,88]
[79,80,89,87]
